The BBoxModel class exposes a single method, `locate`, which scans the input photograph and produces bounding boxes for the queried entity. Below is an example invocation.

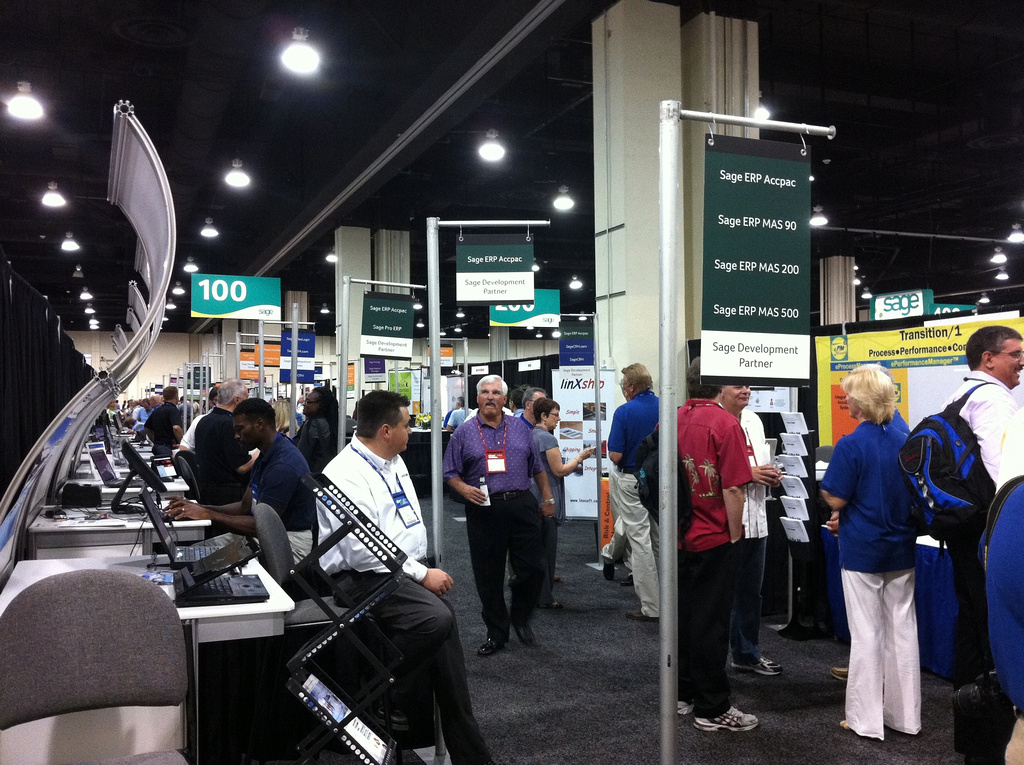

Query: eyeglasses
[995,350,1024,360]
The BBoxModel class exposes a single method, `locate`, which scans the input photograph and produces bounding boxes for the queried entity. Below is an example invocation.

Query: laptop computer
[172,536,269,606]
[87,442,122,487]
[140,489,231,569]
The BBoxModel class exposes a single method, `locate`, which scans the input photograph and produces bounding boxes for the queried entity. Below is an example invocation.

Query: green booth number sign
[191,274,281,321]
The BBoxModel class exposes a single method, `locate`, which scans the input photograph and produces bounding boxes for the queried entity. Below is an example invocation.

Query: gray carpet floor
[292,495,963,765]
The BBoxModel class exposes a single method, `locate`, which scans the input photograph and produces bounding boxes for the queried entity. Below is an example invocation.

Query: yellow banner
[817,315,1024,446]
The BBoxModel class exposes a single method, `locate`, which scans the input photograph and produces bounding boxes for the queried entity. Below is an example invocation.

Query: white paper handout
[779,432,808,456]
[777,454,808,478]
[781,496,809,521]
[780,517,810,543]
[780,411,809,434]
[781,476,809,499]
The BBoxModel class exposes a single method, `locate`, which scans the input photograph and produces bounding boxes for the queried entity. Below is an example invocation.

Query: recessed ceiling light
[41,181,66,207]
[569,275,583,290]
[183,256,199,273]
[8,81,43,120]
[200,217,218,237]
[478,129,505,162]
[810,205,828,226]
[172,281,186,296]
[79,286,93,300]
[553,185,574,211]
[281,27,320,74]
[61,232,79,251]
[225,158,250,187]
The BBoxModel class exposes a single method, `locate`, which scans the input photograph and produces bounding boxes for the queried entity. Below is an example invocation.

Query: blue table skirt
[821,527,956,679]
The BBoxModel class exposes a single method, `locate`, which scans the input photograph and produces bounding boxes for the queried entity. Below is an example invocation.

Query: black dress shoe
[513,622,537,646]
[477,638,504,656]
[620,574,635,587]
[603,561,615,581]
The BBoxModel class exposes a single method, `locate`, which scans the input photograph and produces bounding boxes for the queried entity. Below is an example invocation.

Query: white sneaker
[731,657,783,676]
[677,701,694,716]
[693,706,759,732]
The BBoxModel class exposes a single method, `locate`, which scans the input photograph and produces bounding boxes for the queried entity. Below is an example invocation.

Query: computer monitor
[86,442,120,487]
[110,441,169,514]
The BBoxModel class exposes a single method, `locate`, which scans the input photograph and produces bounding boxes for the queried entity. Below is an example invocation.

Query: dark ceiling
[3,0,1024,344]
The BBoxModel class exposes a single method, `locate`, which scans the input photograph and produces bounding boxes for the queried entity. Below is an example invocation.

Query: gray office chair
[0,569,188,764]
[171,450,201,503]
[815,444,835,463]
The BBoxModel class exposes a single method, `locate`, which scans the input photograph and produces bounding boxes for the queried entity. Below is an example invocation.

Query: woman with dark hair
[295,385,339,474]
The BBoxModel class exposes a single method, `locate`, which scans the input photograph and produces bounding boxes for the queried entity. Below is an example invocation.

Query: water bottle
[478,475,491,507]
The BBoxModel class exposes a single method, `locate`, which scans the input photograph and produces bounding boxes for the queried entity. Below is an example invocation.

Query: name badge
[393,490,420,528]
[485,449,507,474]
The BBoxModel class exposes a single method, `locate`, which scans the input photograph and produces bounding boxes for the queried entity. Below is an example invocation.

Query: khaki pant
[602,468,660,617]
[1007,716,1024,765]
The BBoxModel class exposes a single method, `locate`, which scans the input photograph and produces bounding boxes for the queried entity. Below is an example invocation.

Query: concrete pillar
[489,326,510,362]
[335,226,372,397]
[372,229,411,294]
[820,255,857,324]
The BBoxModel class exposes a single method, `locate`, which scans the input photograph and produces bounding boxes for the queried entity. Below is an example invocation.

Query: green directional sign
[701,134,811,385]
[489,289,560,327]
[456,234,535,304]
[360,292,414,359]
[190,274,281,320]
[930,302,975,315]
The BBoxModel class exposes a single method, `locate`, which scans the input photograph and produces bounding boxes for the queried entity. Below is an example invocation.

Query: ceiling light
[162,316,169,323]
[861,289,872,300]
[440,329,447,336]
[852,277,861,286]
[61,232,79,251]
[578,315,587,321]
[8,81,43,120]
[281,27,320,74]
[200,217,218,237]
[531,263,540,272]
[89,323,99,330]
[552,330,561,338]
[79,286,92,301]
[84,303,95,315]
[183,256,199,273]
[810,205,828,226]
[325,249,338,263]
[455,307,465,318]
[553,185,575,211]
[41,181,66,207]
[172,281,185,296]
[535,331,543,338]
[72,264,84,279]
[1009,224,1024,244]
[569,275,583,290]
[454,325,463,333]
[88,319,99,327]
[225,158,250,188]
[416,320,425,328]
[413,300,423,310]
[853,264,859,271]
[996,269,1009,281]
[320,303,330,314]
[809,175,815,182]
[165,299,176,310]
[979,293,991,304]
[991,246,1007,265]
[478,129,505,162]
[754,105,770,121]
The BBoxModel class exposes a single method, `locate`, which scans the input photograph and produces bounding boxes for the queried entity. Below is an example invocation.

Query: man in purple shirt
[444,374,555,656]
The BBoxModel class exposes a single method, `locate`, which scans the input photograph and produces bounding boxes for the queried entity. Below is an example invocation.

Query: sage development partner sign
[701,134,811,385]
[456,234,535,304]
[360,292,414,359]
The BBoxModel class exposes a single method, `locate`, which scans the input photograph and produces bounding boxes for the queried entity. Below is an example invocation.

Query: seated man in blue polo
[166,397,315,561]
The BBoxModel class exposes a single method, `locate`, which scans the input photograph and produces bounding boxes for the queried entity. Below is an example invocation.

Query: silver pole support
[678,108,836,139]
[289,302,300,439]
[339,276,351,443]
[427,217,444,570]
[593,311,603,563]
[258,320,265,400]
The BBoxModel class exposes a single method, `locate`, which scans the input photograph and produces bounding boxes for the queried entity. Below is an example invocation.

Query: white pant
[841,567,921,739]
[602,468,659,616]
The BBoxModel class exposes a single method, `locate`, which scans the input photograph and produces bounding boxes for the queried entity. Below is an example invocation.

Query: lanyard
[353,444,404,495]
[475,418,507,454]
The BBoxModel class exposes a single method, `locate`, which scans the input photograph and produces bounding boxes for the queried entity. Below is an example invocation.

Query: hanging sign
[489,289,560,327]
[364,357,387,383]
[427,344,455,367]
[191,274,281,320]
[253,344,281,367]
[700,134,811,385]
[360,292,414,359]
[559,325,594,366]
[871,289,931,321]
[456,234,535,304]
[280,332,316,383]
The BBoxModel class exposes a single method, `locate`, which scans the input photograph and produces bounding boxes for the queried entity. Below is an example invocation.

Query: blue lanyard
[353,444,405,496]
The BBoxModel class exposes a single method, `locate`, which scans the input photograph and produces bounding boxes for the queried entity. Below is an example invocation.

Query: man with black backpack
[942,324,1022,764]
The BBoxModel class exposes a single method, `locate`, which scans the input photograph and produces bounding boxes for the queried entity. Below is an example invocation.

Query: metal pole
[657,99,681,765]
[436,219,551,228]
[427,218,443,567]
[339,276,351,443]
[257,320,265,401]
[677,108,836,138]
[592,311,603,563]
[235,330,241,382]
[462,336,469,397]
[289,302,299,439]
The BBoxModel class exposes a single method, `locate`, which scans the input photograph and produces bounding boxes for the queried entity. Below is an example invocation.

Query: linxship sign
[456,234,534,304]
[360,292,414,359]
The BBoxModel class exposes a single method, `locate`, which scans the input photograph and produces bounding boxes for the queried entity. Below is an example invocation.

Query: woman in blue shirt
[820,364,920,740]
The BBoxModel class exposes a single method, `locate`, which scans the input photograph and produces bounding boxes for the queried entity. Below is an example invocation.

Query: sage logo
[830,335,848,361]
[873,290,925,319]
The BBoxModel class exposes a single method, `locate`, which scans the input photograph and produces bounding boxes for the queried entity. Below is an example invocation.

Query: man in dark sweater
[194,379,255,505]
[145,386,183,457]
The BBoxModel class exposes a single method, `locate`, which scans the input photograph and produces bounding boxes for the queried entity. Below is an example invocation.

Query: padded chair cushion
[0,569,188,730]
[75,752,189,765]
[253,502,294,585]
[171,452,201,503]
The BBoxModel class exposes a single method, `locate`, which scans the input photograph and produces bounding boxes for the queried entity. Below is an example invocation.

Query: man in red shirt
[676,358,756,732]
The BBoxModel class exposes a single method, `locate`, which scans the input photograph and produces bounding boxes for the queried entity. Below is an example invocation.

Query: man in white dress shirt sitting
[320,390,492,765]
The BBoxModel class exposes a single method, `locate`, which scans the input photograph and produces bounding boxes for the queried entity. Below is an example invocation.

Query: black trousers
[336,574,491,765]
[946,524,1015,757]
[465,492,544,643]
[678,540,741,719]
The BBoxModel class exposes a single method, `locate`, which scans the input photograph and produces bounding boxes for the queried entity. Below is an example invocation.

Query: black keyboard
[176,543,220,561]
[190,575,233,597]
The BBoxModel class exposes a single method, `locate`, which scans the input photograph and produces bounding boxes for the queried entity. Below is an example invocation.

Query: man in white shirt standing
[943,324,1022,765]
[320,390,493,765]
[717,384,784,677]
